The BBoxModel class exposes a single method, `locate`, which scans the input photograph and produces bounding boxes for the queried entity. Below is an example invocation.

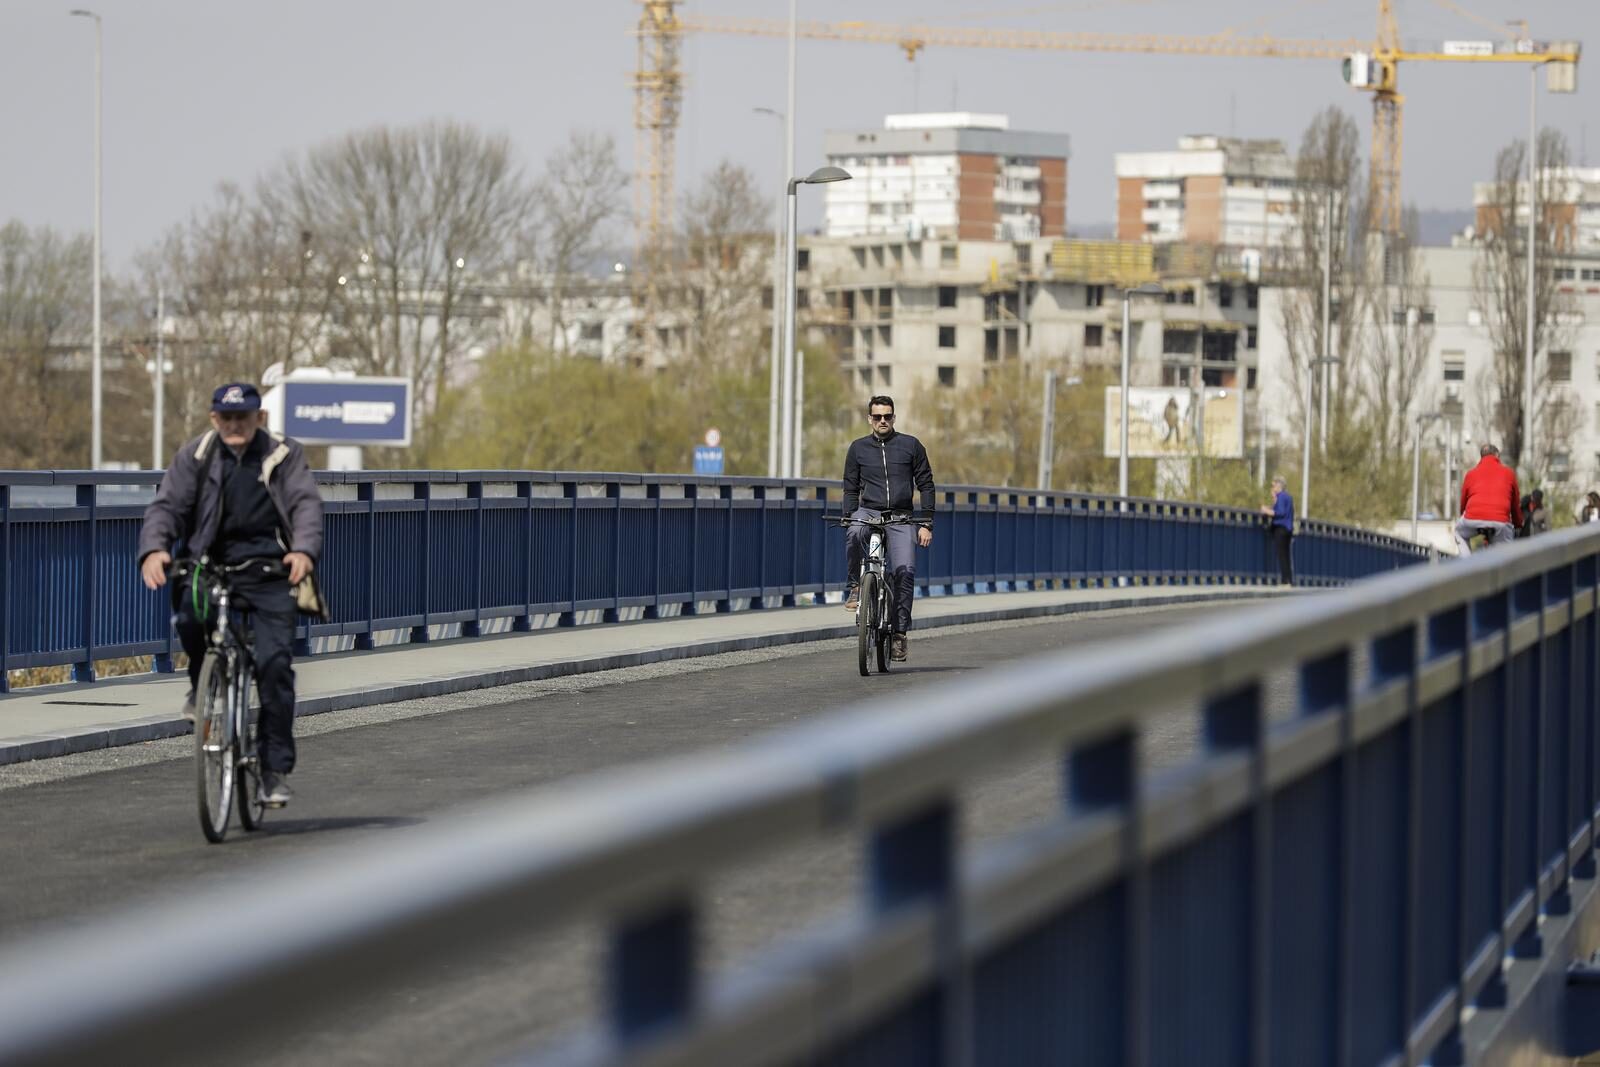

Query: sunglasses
[869,413,895,423]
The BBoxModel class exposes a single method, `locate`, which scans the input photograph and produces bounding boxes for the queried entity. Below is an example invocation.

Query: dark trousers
[175,576,299,774]
[846,508,917,633]
[1271,526,1294,586]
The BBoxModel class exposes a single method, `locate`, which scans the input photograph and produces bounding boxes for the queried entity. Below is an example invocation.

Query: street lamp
[781,165,851,478]
[754,106,785,478]
[1118,282,1164,501]
[70,8,103,468]
[1411,412,1444,542]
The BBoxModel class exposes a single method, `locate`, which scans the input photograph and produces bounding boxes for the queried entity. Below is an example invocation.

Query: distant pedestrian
[1454,443,1521,554]
[1517,494,1533,537]
[1582,491,1600,524]
[1525,489,1551,536]
[1259,476,1294,585]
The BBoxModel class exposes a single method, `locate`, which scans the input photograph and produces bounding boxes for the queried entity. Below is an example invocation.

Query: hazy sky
[5,0,1597,271]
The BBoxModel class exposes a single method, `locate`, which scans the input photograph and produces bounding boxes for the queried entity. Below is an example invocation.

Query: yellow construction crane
[633,0,1578,255]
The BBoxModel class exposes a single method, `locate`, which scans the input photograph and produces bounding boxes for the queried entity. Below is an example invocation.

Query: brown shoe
[845,586,860,612]
[890,634,908,662]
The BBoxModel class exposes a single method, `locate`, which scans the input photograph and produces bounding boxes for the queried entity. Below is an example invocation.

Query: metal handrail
[0,525,1591,1065]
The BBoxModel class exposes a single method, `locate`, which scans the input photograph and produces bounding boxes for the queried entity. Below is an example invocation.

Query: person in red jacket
[1454,442,1522,554]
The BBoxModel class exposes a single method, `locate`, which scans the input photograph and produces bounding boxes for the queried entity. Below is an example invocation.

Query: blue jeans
[846,508,917,633]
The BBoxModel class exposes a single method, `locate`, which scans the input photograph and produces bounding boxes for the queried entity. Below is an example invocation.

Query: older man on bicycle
[137,382,323,807]
[841,395,935,662]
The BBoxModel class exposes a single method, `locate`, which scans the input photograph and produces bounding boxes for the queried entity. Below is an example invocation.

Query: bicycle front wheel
[195,651,236,844]
[876,584,893,673]
[234,669,265,832]
[857,571,878,677]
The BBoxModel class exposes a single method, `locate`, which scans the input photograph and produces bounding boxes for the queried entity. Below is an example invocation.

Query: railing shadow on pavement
[0,522,1590,1067]
[0,469,1425,692]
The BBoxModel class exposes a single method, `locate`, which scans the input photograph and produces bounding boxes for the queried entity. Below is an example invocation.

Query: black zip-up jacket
[841,430,935,523]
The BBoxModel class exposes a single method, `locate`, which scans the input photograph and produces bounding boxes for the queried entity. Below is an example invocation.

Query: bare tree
[1278,107,1367,448]
[535,130,628,354]
[0,222,93,466]
[1471,128,1575,475]
[677,160,771,371]
[275,121,535,433]
[1361,207,1436,456]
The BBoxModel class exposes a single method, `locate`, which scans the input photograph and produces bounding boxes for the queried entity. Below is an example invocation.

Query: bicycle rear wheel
[194,651,236,843]
[857,571,878,677]
[235,669,265,832]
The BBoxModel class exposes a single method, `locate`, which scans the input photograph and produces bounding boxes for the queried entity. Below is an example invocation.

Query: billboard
[1104,387,1244,459]
[270,378,412,447]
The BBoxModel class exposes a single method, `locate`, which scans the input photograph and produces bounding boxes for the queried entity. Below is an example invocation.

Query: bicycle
[180,558,283,843]
[829,513,917,677]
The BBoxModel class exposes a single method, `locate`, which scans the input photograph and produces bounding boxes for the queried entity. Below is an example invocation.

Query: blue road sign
[277,378,412,447]
[693,446,724,475]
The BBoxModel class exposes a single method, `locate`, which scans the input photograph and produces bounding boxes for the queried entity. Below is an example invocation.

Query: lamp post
[1411,412,1444,542]
[70,9,103,469]
[781,165,851,478]
[1303,186,1342,520]
[755,107,786,478]
[1118,282,1164,501]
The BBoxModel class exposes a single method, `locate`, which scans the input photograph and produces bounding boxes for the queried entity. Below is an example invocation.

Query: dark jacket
[137,428,324,566]
[842,430,935,523]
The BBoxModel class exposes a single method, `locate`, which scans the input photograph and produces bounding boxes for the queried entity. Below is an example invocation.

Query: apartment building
[795,233,1264,410]
[1256,243,1600,496]
[1473,166,1600,254]
[1115,135,1298,249]
[822,113,1069,242]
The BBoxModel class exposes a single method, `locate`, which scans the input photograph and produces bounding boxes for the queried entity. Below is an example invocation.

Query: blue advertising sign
[693,446,724,475]
[278,378,412,447]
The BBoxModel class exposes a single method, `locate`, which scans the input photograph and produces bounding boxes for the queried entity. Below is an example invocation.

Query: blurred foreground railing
[0,526,1594,1067]
[0,469,1423,690]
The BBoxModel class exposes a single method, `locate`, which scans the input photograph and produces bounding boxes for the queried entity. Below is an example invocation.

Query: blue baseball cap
[211,382,262,412]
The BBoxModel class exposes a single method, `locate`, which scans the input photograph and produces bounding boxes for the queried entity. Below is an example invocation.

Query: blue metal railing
[0,521,1592,1067]
[0,470,1426,689]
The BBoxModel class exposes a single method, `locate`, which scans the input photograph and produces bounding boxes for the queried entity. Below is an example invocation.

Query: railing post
[1297,647,1352,1065]
[462,479,484,638]
[72,483,97,683]
[718,484,733,614]
[0,484,10,693]
[608,898,696,1045]
[559,481,579,628]
[515,479,534,632]
[644,484,663,620]
[685,482,701,616]
[354,481,376,650]
[605,481,622,624]
[1068,730,1143,1066]
[410,481,433,644]
[754,484,769,609]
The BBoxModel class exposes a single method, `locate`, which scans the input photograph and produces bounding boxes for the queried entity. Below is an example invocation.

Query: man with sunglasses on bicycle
[840,395,935,662]
[137,382,324,808]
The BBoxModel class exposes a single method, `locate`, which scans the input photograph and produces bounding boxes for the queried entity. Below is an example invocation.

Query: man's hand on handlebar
[141,551,172,591]
[283,551,314,586]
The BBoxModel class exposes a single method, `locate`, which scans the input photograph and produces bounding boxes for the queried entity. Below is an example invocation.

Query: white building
[822,113,1070,242]
[1116,135,1299,249]
[1473,166,1600,255]
[1256,244,1600,499]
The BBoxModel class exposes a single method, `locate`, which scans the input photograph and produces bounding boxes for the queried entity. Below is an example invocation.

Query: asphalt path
[0,599,1291,1066]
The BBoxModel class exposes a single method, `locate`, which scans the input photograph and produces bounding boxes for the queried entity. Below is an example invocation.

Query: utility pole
[153,285,165,471]
[1037,369,1056,490]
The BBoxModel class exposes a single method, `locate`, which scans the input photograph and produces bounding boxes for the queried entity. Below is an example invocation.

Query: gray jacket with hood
[137,428,324,566]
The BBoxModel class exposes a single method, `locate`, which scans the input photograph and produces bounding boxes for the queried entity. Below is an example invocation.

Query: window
[879,366,893,387]
[1181,289,1195,305]
[1551,350,1573,383]
[938,365,957,388]
[1085,284,1105,308]
[762,287,774,311]
[1551,451,1572,483]
[1217,282,1234,308]
[852,246,867,268]
[878,325,893,347]
[580,323,603,342]
[938,285,958,309]
[941,244,959,267]
[1392,307,1408,325]
[1419,307,1436,325]
[1246,325,1258,349]
[939,325,957,348]
[1442,357,1465,382]
[1246,284,1259,309]
[1593,401,1600,431]
[797,249,810,271]
[1162,329,1198,355]
[1084,324,1103,347]
[1247,368,1258,389]
[1556,267,1577,281]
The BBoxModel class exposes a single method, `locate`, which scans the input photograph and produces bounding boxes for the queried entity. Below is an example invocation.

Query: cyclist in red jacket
[1454,442,1522,554]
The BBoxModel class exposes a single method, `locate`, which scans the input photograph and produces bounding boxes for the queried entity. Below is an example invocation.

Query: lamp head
[803,166,852,184]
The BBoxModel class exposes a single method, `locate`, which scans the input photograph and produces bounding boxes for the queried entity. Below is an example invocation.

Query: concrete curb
[0,589,1277,767]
